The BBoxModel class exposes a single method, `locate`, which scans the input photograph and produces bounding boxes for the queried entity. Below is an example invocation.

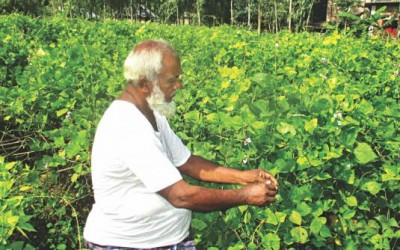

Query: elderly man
[83,40,278,250]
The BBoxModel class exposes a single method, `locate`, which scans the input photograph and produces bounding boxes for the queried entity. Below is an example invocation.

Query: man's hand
[242,182,278,206]
[241,169,278,191]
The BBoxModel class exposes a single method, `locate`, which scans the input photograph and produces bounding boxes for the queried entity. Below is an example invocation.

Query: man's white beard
[146,83,176,117]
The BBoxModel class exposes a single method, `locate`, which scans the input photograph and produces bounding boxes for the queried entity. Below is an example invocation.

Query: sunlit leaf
[304,118,318,133]
[362,181,382,195]
[290,226,308,243]
[346,196,358,207]
[354,143,377,164]
[289,210,302,225]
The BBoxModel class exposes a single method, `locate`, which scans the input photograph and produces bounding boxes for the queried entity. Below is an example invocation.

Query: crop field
[0,14,399,249]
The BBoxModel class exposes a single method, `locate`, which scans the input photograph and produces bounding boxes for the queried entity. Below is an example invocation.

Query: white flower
[321,57,327,64]
[242,157,248,164]
[274,42,279,47]
[45,163,49,170]
[66,111,72,119]
[334,112,342,119]
[337,121,342,126]
[244,137,252,145]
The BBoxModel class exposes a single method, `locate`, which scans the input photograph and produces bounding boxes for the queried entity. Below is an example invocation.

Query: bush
[0,14,399,249]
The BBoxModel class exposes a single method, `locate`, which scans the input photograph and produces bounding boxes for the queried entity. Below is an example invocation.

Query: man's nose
[174,81,183,90]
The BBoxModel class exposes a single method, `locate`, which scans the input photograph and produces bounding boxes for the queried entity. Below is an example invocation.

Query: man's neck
[118,84,158,131]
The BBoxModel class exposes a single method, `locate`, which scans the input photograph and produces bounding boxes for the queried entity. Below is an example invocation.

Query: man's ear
[137,76,149,87]
[138,76,154,94]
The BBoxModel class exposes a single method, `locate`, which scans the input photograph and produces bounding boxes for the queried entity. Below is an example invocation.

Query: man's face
[156,53,183,103]
[146,83,176,117]
[146,52,183,117]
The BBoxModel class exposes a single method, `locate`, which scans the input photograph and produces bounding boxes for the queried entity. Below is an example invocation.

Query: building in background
[364,0,399,37]
[313,0,399,36]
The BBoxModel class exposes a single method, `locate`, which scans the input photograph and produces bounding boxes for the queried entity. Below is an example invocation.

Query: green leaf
[54,136,65,147]
[289,185,313,203]
[261,233,280,250]
[56,244,67,250]
[346,196,358,207]
[382,166,400,181]
[290,226,308,243]
[238,205,248,213]
[342,209,356,220]
[275,159,295,173]
[275,212,287,223]
[18,221,36,232]
[310,217,326,235]
[249,100,268,116]
[319,224,332,238]
[310,96,333,114]
[340,127,360,148]
[191,218,207,230]
[24,243,36,250]
[357,99,374,115]
[65,145,80,158]
[5,161,17,170]
[277,122,296,136]
[335,167,355,185]
[297,202,312,216]
[265,208,278,225]
[389,218,399,228]
[56,108,69,117]
[251,73,275,90]
[369,234,382,248]
[250,121,265,130]
[7,215,19,225]
[296,156,310,169]
[8,241,25,249]
[354,143,377,164]
[71,173,79,183]
[289,210,302,225]
[315,172,332,180]
[362,181,382,195]
[344,238,358,249]
[183,110,200,123]
[304,118,318,133]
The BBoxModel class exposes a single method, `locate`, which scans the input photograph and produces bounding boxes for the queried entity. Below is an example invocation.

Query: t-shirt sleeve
[121,128,183,193]
[158,116,191,167]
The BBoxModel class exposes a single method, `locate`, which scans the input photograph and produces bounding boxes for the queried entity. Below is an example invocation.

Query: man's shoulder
[98,101,148,131]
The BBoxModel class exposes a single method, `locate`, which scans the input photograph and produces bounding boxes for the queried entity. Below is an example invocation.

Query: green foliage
[1,14,399,249]
[336,6,392,37]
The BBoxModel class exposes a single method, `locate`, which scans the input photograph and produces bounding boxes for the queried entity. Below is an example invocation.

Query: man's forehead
[162,53,181,68]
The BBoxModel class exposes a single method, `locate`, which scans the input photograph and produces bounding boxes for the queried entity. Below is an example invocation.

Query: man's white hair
[123,40,176,86]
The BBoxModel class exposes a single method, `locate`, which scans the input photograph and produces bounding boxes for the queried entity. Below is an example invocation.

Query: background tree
[0,0,49,16]
[0,0,374,33]
[194,0,204,25]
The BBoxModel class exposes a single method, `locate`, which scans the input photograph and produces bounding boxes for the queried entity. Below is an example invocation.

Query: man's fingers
[263,174,278,191]
[259,170,277,182]
[266,187,278,196]
[264,196,276,204]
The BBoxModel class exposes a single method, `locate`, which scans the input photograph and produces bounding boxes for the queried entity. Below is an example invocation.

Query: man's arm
[157,179,277,212]
[178,154,278,187]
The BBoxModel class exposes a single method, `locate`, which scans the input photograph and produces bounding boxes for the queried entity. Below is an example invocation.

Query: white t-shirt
[83,100,192,248]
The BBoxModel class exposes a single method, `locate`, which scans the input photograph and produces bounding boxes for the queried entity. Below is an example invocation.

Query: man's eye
[168,78,182,84]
